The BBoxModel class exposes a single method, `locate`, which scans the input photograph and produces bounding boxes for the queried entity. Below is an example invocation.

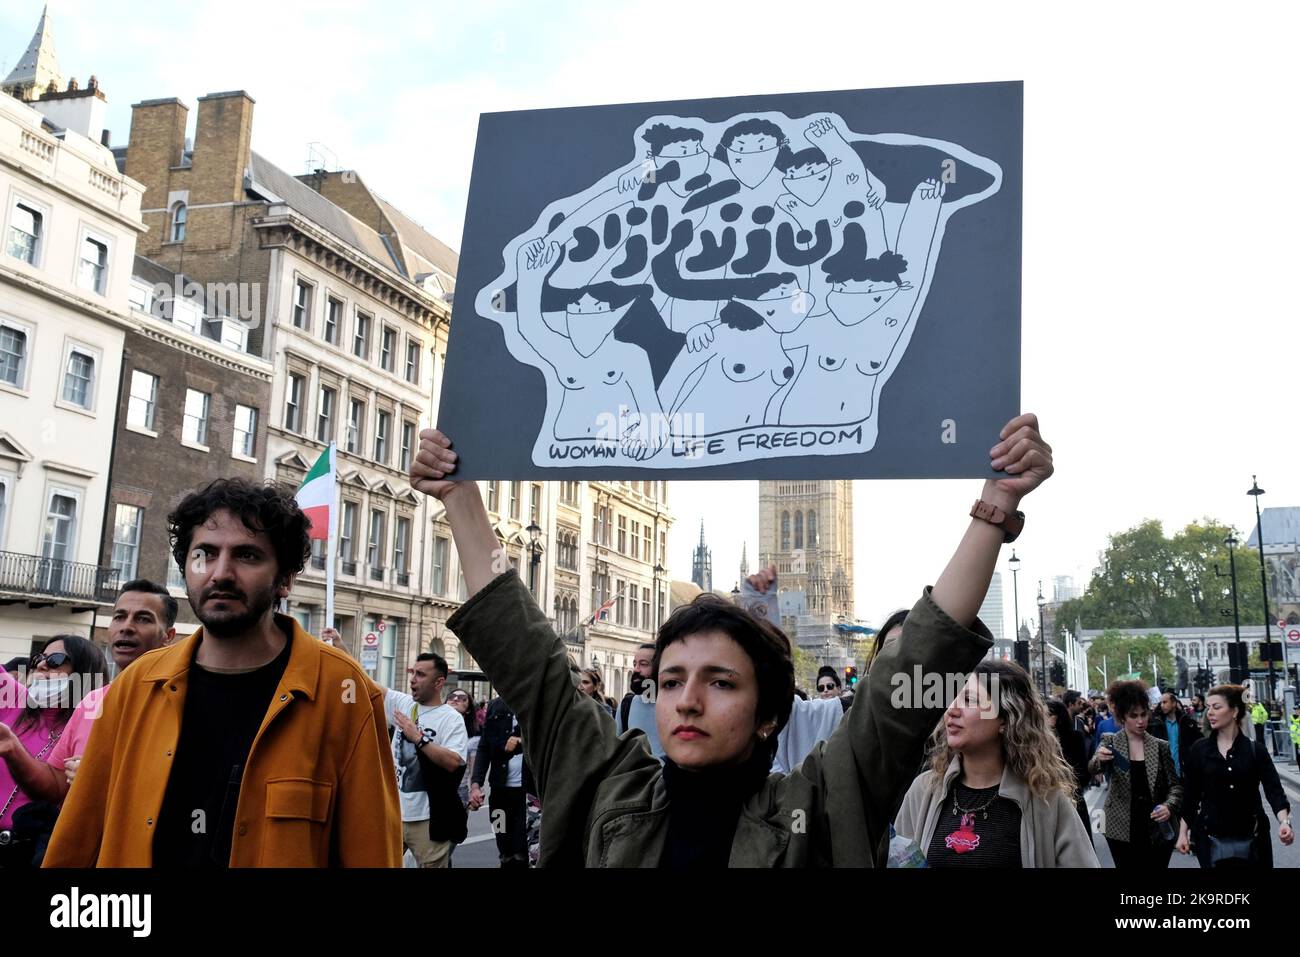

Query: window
[233,405,257,458]
[111,504,143,581]
[171,296,201,334]
[781,511,790,551]
[292,280,313,330]
[432,535,449,596]
[659,530,666,566]
[182,389,209,445]
[170,203,186,243]
[61,349,95,409]
[629,584,639,628]
[642,589,651,630]
[631,520,640,560]
[380,327,397,372]
[510,482,520,520]
[618,515,627,554]
[807,510,817,547]
[41,491,78,591]
[794,511,803,550]
[317,386,336,443]
[7,201,42,264]
[616,579,626,625]
[166,558,186,591]
[399,421,416,472]
[0,476,9,547]
[561,482,579,505]
[324,297,342,345]
[405,339,421,384]
[353,311,371,359]
[530,484,541,524]
[0,322,30,388]
[284,374,304,433]
[593,505,611,547]
[367,509,386,579]
[374,410,391,463]
[642,523,652,561]
[78,236,108,294]
[487,481,499,513]
[340,502,358,572]
[394,516,411,584]
[346,398,364,454]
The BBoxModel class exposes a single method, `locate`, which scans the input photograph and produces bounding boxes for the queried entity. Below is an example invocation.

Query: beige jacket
[895,756,1100,867]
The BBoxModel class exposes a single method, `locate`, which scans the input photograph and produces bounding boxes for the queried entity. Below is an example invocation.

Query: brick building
[94,255,273,644]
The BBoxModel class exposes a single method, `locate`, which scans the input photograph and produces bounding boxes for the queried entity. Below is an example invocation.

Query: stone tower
[758,480,854,620]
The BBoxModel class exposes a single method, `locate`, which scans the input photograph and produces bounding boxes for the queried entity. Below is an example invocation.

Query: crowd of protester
[1,412,1295,869]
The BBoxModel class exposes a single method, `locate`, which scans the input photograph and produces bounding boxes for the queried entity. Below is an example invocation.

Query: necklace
[950,783,1000,820]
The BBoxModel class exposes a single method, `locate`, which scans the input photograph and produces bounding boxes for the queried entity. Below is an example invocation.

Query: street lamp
[1036,580,1047,696]
[1248,477,1278,735]
[1008,550,1021,649]
[526,521,542,595]
[1218,534,1245,684]
[731,583,741,604]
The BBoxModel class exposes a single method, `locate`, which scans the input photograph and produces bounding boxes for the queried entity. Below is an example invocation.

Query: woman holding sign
[410,413,1052,867]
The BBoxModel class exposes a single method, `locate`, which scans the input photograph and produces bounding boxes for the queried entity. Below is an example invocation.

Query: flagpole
[325,442,337,632]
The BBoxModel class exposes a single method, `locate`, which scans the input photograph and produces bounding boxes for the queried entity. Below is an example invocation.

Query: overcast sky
[8,1,1297,637]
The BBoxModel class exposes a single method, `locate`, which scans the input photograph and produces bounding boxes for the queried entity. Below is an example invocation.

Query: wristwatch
[417,731,435,749]
[970,499,1025,543]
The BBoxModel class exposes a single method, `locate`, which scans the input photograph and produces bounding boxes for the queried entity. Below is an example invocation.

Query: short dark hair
[637,643,656,652]
[778,146,828,173]
[653,594,794,758]
[823,249,908,286]
[1062,690,1083,709]
[816,665,841,688]
[642,123,703,157]
[415,652,449,680]
[169,478,310,581]
[866,609,908,672]
[119,578,179,629]
[1106,679,1150,720]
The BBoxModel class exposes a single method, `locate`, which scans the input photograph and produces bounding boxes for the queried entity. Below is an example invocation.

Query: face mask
[28,675,73,708]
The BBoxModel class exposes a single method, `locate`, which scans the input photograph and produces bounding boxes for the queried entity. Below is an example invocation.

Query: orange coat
[44,616,402,867]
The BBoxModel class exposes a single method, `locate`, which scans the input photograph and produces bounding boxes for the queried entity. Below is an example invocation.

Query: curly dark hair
[653,594,795,761]
[168,478,311,583]
[1106,679,1151,721]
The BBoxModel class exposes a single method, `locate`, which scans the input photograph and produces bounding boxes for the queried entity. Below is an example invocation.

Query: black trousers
[1107,836,1174,869]
[489,785,528,866]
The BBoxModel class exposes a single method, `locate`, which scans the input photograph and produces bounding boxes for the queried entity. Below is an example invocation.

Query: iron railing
[0,550,119,603]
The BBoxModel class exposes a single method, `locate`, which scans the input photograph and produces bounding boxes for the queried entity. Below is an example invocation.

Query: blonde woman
[895,660,1098,867]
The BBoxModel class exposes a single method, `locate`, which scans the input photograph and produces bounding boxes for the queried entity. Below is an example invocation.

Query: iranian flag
[296,445,335,540]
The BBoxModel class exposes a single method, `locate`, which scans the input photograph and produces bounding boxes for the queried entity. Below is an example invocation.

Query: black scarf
[661,748,772,868]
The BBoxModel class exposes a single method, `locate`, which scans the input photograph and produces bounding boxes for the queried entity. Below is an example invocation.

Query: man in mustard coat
[45,479,401,867]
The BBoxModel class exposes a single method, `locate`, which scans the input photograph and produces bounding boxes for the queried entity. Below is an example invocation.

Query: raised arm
[411,433,658,827]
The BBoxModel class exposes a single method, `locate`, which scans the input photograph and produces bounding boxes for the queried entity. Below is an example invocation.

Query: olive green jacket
[446,572,992,867]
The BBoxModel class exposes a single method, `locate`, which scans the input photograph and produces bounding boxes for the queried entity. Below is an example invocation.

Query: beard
[629,672,647,696]
[192,579,279,637]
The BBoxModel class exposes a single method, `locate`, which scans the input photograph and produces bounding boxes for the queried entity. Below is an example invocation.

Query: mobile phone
[1111,750,1130,773]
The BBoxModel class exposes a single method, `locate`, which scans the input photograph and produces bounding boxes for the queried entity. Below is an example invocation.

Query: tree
[791,647,819,694]
[1085,629,1176,690]
[1057,519,1265,632]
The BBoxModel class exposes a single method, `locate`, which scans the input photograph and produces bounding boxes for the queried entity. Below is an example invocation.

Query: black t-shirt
[1128,759,1152,846]
[152,627,293,868]
[926,783,1023,868]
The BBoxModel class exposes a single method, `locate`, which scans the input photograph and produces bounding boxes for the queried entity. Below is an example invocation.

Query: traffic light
[844,666,858,688]
[1014,641,1030,670]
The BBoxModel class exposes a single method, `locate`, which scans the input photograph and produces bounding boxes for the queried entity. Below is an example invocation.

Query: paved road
[1087,757,1300,868]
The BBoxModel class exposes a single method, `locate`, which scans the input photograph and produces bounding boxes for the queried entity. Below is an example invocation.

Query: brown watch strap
[970,499,1025,543]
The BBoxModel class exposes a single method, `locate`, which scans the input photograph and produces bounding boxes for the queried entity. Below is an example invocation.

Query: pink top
[47,684,110,772]
[0,666,64,829]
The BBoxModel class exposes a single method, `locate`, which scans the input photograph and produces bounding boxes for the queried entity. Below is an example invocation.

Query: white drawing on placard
[474,110,1002,468]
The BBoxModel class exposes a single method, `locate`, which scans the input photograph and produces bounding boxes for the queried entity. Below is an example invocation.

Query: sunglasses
[817,683,837,692]
[448,693,469,701]
[31,651,71,669]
